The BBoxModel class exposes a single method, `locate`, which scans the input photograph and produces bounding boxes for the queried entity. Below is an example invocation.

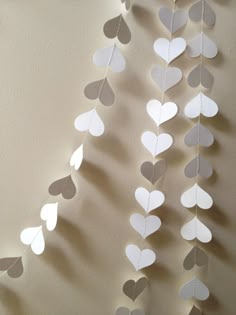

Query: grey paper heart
[185,123,214,147]
[151,65,182,92]
[184,154,213,179]
[84,78,115,106]
[159,7,188,33]
[179,278,209,301]
[121,0,131,10]
[140,160,166,185]
[103,14,131,44]
[48,174,76,199]
[188,64,213,89]
[189,305,202,315]
[183,246,208,270]
[0,257,24,278]
[116,307,145,315]
[189,0,216,27]
[123,277,148,301]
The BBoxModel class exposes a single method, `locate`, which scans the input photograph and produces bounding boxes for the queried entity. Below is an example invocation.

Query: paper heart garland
[189,0,216,27]
[179,277,210,301]
[130,213,161,238]
[187,32,218,59]
[93,45,126,73]
[141,131,173,157]
[48,174,77,199]
[70,144,83,171]
[188,64,213,89]
[123,277,148,301]
[181,216,212,243]
[183,245,208,270]
[116,307,145,315]
[0,257,24,278]
[184,93,218,118]
[84,78,115,106]
[189,305,202,315]
[146,100,178,126]
[140,160,166,185]
[40,202,58,231]
[159,7,188,34]
[154,38,186,63]
[185,123,214,147]
[74,109,105,137]
[103,15,131,44]
[20,226,45,255]
[126,245,156,271]
[184,154,213,179]
[135,187,165,213]
[181,183,213,210]
[151,65,182,92]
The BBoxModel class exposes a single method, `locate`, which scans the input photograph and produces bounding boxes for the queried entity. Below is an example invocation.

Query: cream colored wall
[0,0,235,314]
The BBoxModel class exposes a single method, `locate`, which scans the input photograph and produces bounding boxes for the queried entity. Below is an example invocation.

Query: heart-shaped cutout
[130,213,161,238]
[184,154,213,179]
[84,79,115,106]
[93,44,126,72]
[189,0,216,27]
[179,277,210,301]
[159,7,188,33]
[189,305,202,315]
[181,216,212,243]
[185,123,214,147]
[181,183,213,210]
[116,307,145,315]
[103,14,131,44]
[70,144,83,171]
[20,226,45,255]
[48,174,76,199]
[183,245,208,270]
[0,257,24,278]
[74,109,104,137]
[184,92,218,118]
[154,38,186,63]
[140,160,166,185]
[187,32,218,59]
[123,277,148,301]
[135,187,165,213]
[188,64,213,89]
[146,100,178,126]
[151,65,182,92]
[40,202,58,231]
[126,244,156,271]
[141,131,173,157]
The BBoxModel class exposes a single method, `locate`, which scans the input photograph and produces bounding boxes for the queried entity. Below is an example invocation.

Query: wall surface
[0,0,235,314]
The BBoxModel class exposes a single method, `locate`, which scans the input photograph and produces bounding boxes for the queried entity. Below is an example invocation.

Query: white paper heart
[93,44,126,72]
[159,7,188,34]
[70,144,83,171]
[74,109,104,137]
[179,278,210,301]
[141,131,173,157]
[181,184,213,210]
[146,100,178,126]
[181,217,212,243]
[126,244,156,271]
[154,38,186,63]
[130,214,161,238]
[151,65,182,92]
[40,202,58,231]
[20,226,45,255]
[187,32,218,59]
[184,93,218,119]
[135,187,165,213]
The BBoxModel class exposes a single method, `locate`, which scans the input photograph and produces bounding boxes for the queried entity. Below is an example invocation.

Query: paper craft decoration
[84,79,115,106]
[189,305,202,315]
[151,65,182,92]
[70,145,83,171]
[146,100,178,126]
[179,278,210,301]
[135,187,165,213]
[121,0,131,11]
[188,64,213,89]
[40,202,58,232]
[181,217,212,243]
[74,109,105,137]
[189,0,216,27]
[187,33,218,59]
[181,184,213,209]
[116,307,145,315]
[184,155,213,179]
[185,123,214,147]
[184,93,218,118]
[154,38,186,63]
[48,174,76,199]
[0,257,23,278]
[125,245,156,271]
[141,131,173,157]
[140,160,166,185]
[20,226,45,255]
[130,214,161,238]
[103,15,131,44]
[123,277,148,301]
[183,246,208,270]
[159,7,188,33]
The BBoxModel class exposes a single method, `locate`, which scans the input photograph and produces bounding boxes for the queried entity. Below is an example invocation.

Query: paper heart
[140,160,166,185]
[185,123,214,147]
[189,0,216,27]
[189,305,202,315]
[184,154,213,179]
[40,202,58,231]
[70,144,83,171]
[183,246,208,270]
[146,100,178,126]
[181,216,212,243]
[141,131,173,157]
[154,38,186,63]
[121,0,131,11]
[93,44,126,72]
[116,307,145,315]
[84,79,115,106]
[159,7,188,33]
[0,257,23,278]
[179,277,210,301]
[126,244,156,271]
[187,32,218,59]
[184,93,218,118]
[48,174,76,199]
[123,277,148,301]
[181,183,213,210]
[130,214,161,238]
[20,226,45,255]
[151,65,182,92]
[74,109,104,137]
[103,14,131,44]
[135,187,165,213]
[188,64,213,89]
